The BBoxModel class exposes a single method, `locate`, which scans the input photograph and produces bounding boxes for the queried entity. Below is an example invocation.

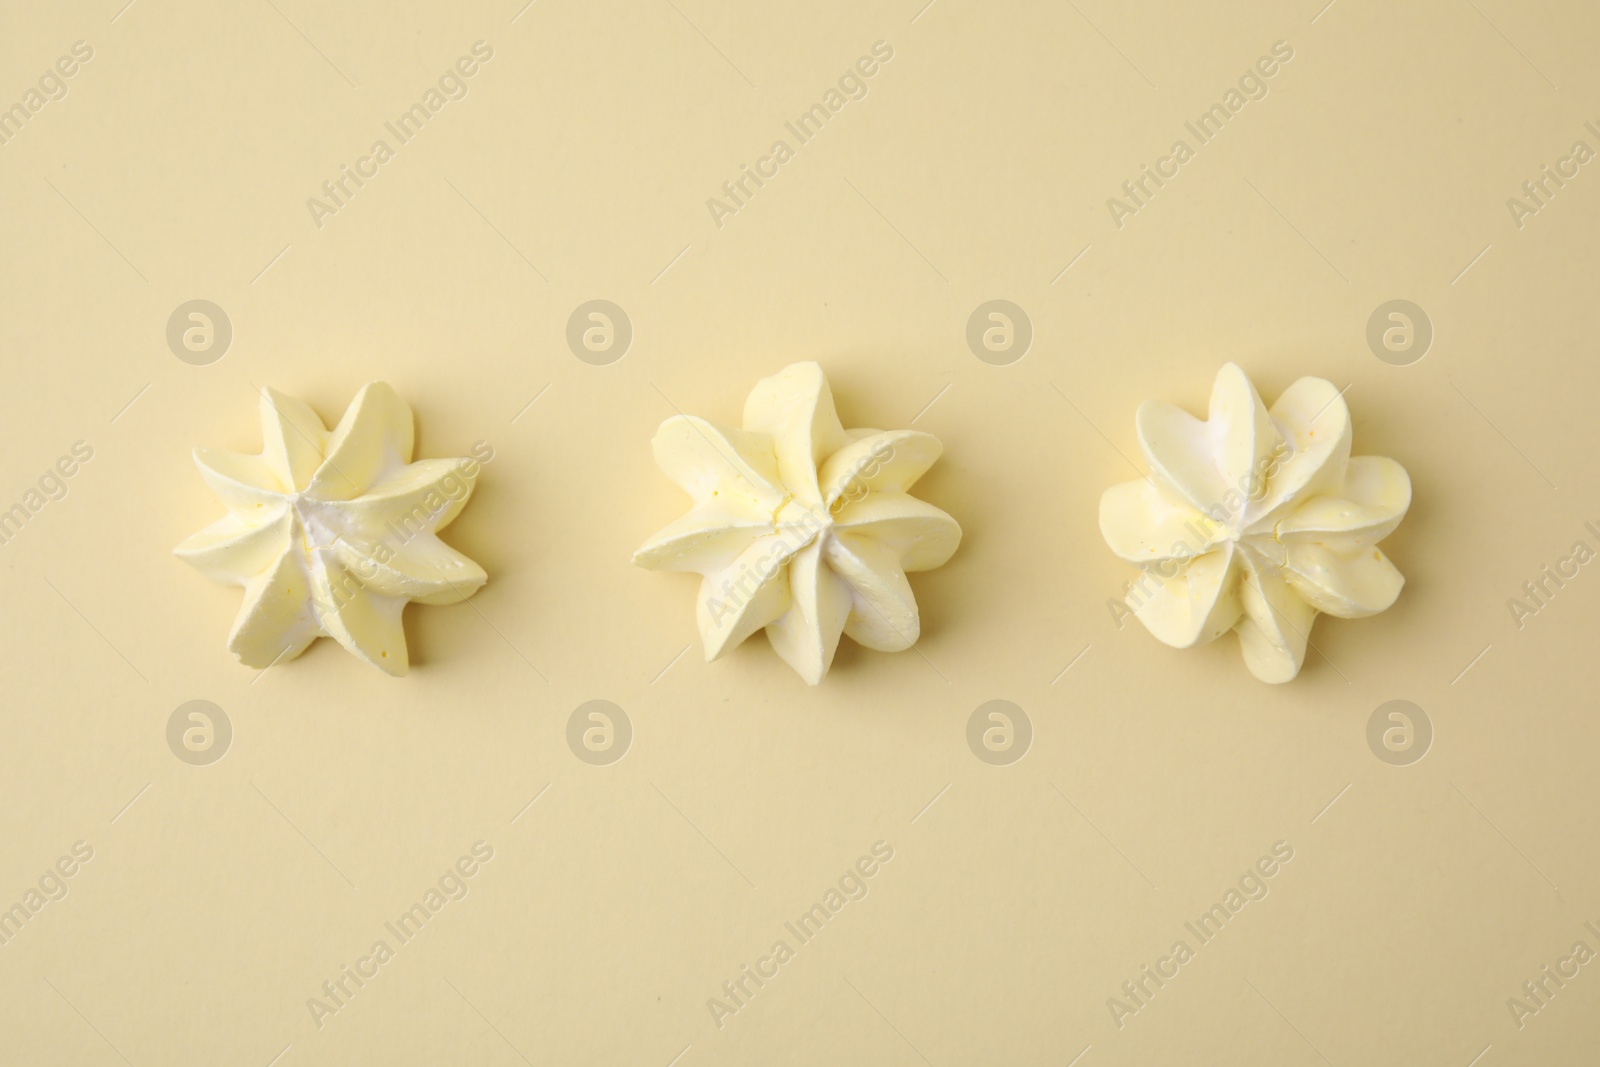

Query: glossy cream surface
[1100,363,1411,683]
[176,382,486,676]
[634,362,961,684]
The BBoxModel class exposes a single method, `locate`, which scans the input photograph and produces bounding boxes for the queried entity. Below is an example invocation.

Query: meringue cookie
[175,382,487,676]
[1099,363,1410,683]
[634,362,961,684]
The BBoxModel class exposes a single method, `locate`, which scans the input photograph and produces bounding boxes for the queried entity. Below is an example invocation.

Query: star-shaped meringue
[633,362,961,684]
[175,382,487,676]
[1099,363,1411,683]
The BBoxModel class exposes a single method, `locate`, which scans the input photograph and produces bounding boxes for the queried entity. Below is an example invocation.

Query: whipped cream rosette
[634,362,961,684]
[176,382,486,676]
[1099,363,1411,683]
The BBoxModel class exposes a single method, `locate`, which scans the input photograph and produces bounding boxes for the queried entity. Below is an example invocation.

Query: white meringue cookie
[176,382,486,676]
[634,362,961,684]
[1099,363,1410,683]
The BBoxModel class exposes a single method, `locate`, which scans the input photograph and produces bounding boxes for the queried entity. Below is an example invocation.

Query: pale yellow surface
[2,1,1598,1064]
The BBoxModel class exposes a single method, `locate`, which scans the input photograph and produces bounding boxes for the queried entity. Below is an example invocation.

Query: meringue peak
[1102,363,1409,683]
[176,382,487,676]
[634,362,960,684]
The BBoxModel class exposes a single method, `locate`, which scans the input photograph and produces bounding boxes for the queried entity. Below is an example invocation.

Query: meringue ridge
[633,362,960,685]
[1099,363,1411,683]
[175,382,490,676]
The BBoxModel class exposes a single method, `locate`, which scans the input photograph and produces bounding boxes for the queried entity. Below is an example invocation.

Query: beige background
[2,0,1598,1063]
